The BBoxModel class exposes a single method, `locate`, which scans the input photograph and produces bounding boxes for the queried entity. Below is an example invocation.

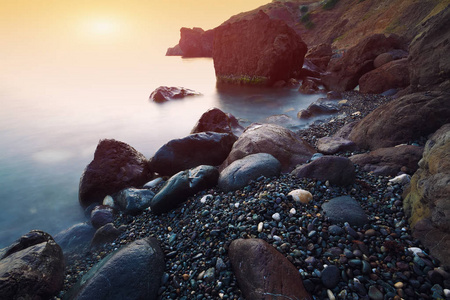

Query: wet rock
[114,188,155,215]
[54,223,96,261]
[317,136,358,155]
[149,86,200,103]
[90,223,121,249]
[90,205,114,229]
[299,78,320,94]
[291,156,355,186]
[359,58,410,94]
[229,238,312,300]
[321,265,340,289]
[218,153,281,192]
[79,139,152,208]
[297,101,340,119]
[322,196,369,227]
[191,107,244,137]
[149,132,236,176]
[0,230,64,300]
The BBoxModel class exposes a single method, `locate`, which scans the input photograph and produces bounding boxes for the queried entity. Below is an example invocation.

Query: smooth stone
[288,189,313,204]
[368,286,384,300]
[322,196,369,227]
[115,188,155,215]
[328,225,344,236]
[321,265,340,289]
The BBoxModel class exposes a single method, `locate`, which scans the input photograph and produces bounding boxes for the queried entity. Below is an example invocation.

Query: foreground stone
[229,238,312,300]
[322,196,369,227]
[54,223,96,262]
[317,136,357,155]
[218,153,281,192]
[0,230,65,300]
[349,91,450,150]
[66,238,164,300]
[213,10,307,86]
[403,124,450,266]
[222,123,315,173]
[149,86,200,103]
[79,139,152,208]
[149,132,236,176]
[191,107,244,137]
[114,188,155,215]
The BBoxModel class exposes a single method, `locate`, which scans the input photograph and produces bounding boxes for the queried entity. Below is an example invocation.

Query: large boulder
[66,237,164,300]
[229,238,312,300]
[409,6,450,92]
[0,230,65,300]
[291,156,355,186]
[221,123,315,173]
[179,27,214,58]
[213,10,307,86]
[359,58,410,94]
[149,132,236,177]
[322,196,369,227]
[191,107,244,137]
[321,34,406,92]
[350,145,424,176]
[403,124,450,266]
[149,86,200,103]
[54,223,96,262]
[348,91,450,150]
[150,165,219,215]
[218,153,281,192]
[79,139,152,208]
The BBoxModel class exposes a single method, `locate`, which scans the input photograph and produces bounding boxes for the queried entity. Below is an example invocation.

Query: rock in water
[0,230,65,300]
[66,237,164,300]
[79,139,152,208]
[179,27,214,58]
[191,107,244,137]
[213,10,307,86]
[149,86,200,103]
[229,238,312,300]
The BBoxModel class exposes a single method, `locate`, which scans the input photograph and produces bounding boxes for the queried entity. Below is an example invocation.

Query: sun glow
[91,19,117,35]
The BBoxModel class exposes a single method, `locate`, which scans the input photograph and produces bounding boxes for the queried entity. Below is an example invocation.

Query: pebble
[272,212,281,221]
[321,265,340,289]
[288,189,313,204]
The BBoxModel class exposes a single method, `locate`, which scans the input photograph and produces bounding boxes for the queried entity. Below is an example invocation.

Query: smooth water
[0,56,322,248]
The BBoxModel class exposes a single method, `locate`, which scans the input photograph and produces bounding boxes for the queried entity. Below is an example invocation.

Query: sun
[91,19,117,35]
[78,16,123,40]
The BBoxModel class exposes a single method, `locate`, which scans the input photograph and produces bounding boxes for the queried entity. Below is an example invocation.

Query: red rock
[359,58,410,94]
[190,107,244,137]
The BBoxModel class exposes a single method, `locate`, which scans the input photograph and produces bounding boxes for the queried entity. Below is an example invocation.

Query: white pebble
[273,235,281,241]
[327,289,336,300]
[103,195,115,208]
[408,247,424,256]
[258,222,264,233]
[289,208,296,216]
[288,189,313,204]
[389,174,411,185]
[234,202,240,208]
[200,194,211,204]
[444,289,450,297]
[272,212,281,221]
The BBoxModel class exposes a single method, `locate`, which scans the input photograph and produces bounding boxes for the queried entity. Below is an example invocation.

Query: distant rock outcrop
[178,27,214,58]
[213,11,307,86]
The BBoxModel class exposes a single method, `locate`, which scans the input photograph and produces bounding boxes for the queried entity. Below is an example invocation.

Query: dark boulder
[79,139,152,208]
[54,223,96,262]
[179,27,214,58]
[218,153,281,192]
[359,58,410,94]
[291,156,355,186]
[322,196,369,227]
[0,230,64,300]
[191,107,244,137]
[297,100,340,119]
[321,34,406,92]
[229,239,312,300]
[222,123,315,173]
[149,86,200,103]
[149,132,236,177]
[317,136,358,155]
[90,223,122,249]
[348,91,450,150]
[150,165,219,215]
[114,188,155,215]
[213,10,307,86]
[90,205,114,229]
[350,145,424,176]
[66,237,164,300]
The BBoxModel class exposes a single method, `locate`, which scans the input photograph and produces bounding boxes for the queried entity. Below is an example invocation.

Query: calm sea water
[0,56,322,248]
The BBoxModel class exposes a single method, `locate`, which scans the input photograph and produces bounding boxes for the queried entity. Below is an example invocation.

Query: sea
[0,55,323,248]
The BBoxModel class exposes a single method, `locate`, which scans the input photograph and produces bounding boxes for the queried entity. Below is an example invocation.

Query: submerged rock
[149,86,200,103]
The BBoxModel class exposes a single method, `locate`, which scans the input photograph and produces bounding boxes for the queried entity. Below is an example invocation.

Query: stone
[403,124,450,267]
[288,189,313,204]
[349,145,424,176]
[322,196,369,227]
[297,101,339,119]
[299,78,320,94]
[291,156,355,186]
[218,153,281,192]
[0,230,64,300]
[179,27,214,58]
[317,136,358,155]
[333,121,359,140]
[373,52,394,68]
[213,10,307,86]
[191,107,244,137]
[90,205,114,229]
[165,44,183,56]
[149,86,200,103]
[306,43,333,71]
[322,33,406,92]
[65,238,164,300]
[90,223,121,249]
[222,123,315,173]
[359,58,410,94]
[149,131,236,176]
[54,223,96,262]
[229,238,312,300]
[79,139,152,208]
[114,188,155,215]
[321,265,340,289]
[368,286,384,300]
[151,165,219,214]
[349,91,450,150]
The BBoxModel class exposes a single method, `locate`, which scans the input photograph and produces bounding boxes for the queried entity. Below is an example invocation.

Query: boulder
[348,91,450,150]
[409,6,450,92]
[191,107,244,137]
[322,196,369,227]
[333,121,359,139]
[359,58,410,94]
[149,132,236,177]
[222,123,315,173]
[114,188,155,215]
[305,43,332,71]
[297,100,340,119]
[291,156,355,186]
[373,52,394,68]
[149,86,200,103]
[321,34,406,92]
[79,139,152,208]
[229,238,312,300]
[317,136,358,155]
[90,205,114,229]
[179,27,214,58]
[403,124,450,266]
[150,165,219,215]
[262,114,298,129]
[66,237,164,300]
[0,230,64,300]
[298,59,322,79]
[90,223,122,249]
[54,223,96,262]
[218,153,281,192]
[298,78,320,94]
[350,145,424,176]
[165,44,183,56]
[213,10,307,86]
